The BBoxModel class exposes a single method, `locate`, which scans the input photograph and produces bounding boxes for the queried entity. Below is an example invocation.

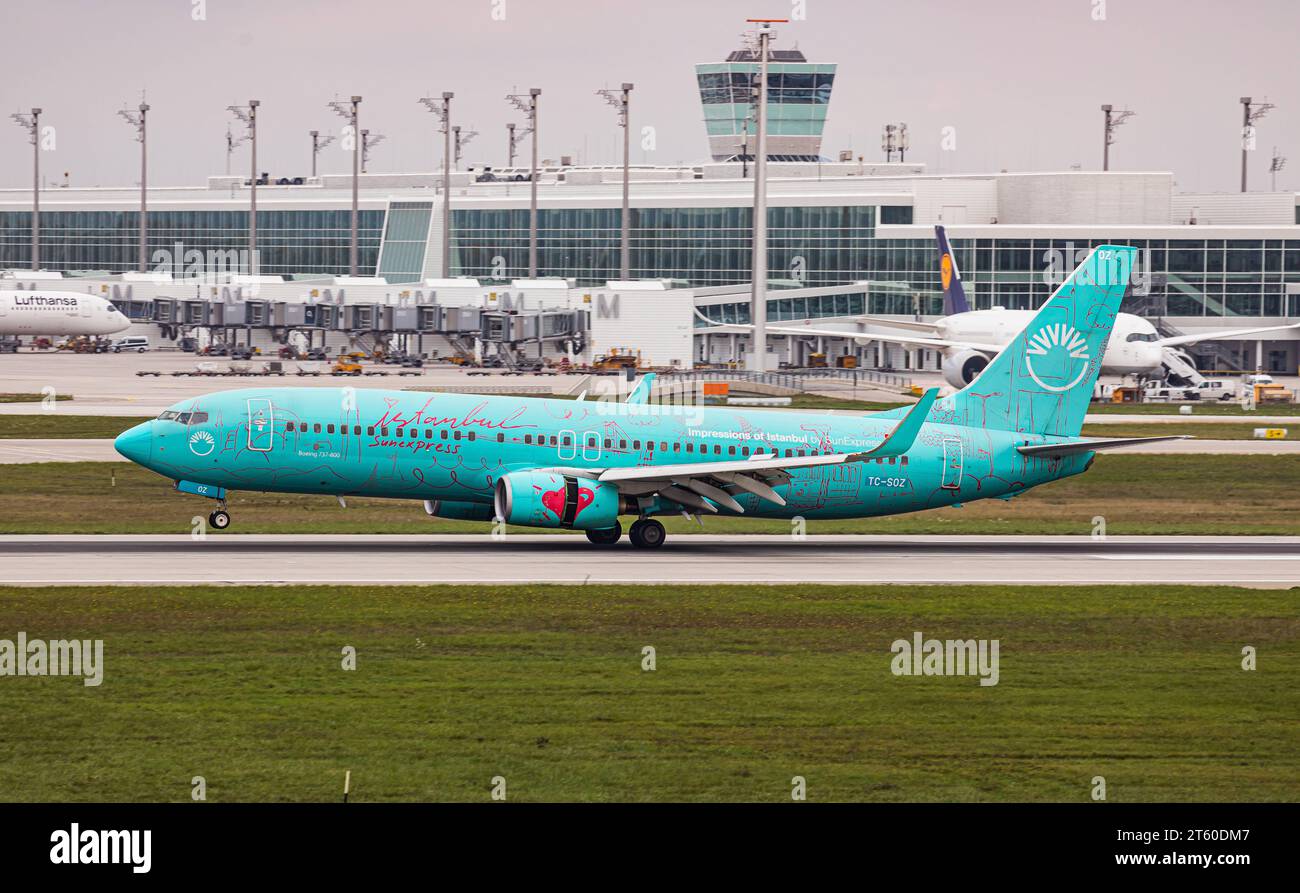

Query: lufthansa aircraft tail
[940,245,1135,439]
[935,225,971,315]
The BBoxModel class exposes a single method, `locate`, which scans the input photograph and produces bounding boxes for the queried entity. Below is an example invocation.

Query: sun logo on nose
[188,430,216,456]
[1024,323,1092,392]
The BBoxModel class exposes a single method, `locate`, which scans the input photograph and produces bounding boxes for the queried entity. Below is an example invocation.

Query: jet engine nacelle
[424,499,497,522]
[493,470,622,531]
[941,349,991,388]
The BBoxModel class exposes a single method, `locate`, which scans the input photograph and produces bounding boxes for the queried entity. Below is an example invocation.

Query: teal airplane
[114,245,1182,548]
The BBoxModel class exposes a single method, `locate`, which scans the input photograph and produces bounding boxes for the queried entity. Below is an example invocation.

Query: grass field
[1,454,1297,535]
[0,393,72,404]
[0,415,150,439]
[1085,401,1300,416]
[0,583,1293,802]
[1079,422,1295,440]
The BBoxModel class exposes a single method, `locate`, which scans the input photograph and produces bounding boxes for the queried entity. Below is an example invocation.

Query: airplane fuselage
[936,308,1163,375]
[0,290,131,337]
[115,387,1089,522]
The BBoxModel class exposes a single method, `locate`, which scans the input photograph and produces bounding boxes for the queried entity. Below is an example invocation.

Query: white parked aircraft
[0,290,130,338]
[702,226,1299,387]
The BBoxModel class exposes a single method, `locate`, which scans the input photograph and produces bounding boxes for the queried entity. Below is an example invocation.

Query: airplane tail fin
[936,245,1135,438]
[936,225,970,315]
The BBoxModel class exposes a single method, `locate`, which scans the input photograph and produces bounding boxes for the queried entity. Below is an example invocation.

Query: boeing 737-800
[114,245,1182,548]
[0,290,131,338]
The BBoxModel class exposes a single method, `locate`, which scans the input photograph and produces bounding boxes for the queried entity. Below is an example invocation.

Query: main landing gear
[628,518,666,549]
[583,518,667,548]
[208,508,231,530]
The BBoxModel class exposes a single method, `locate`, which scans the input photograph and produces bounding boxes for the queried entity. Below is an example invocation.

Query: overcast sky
[1,0,1296,193]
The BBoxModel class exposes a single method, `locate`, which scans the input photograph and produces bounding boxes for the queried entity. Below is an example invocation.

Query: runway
[2,534,1298,586]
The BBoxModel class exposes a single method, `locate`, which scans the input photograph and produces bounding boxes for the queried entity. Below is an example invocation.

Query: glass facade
[0,209,384,276]
[695,62,836,158]
[453,206,1300,319]
[376,202,433,283]
[4,200,1299,321]
[453,205,880,288]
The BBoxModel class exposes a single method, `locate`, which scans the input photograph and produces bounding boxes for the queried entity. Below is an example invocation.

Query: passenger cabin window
[367,426,374,436]
[396,428,403,437]
[313,424,321,433]
[497,433,505,443]
[328,424,335,434]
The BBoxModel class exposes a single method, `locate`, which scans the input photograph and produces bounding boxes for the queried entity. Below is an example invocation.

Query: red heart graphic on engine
[540,486,565,519]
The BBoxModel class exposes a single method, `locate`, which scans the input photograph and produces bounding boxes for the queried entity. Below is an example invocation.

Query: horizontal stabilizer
[1018,435,1191,458]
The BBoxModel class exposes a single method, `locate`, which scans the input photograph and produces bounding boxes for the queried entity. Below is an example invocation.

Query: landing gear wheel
[209,509,231,530]
[629,518,665,549]
[585,521,622,546]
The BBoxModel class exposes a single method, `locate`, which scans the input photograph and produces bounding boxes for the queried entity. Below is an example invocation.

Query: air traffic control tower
[694,43,836,162]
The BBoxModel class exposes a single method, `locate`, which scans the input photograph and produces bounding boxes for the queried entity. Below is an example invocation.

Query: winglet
[626,373,656,404]
[852,388,937,460]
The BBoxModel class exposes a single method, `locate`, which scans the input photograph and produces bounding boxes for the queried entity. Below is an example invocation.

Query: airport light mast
[418,92,453,277]
[1240,97,1276,193]
[1270,147,1287,192]
[361,129,386,174]
[310,130,335,178]
[10,108,41,270]
[507,88,541,276]
[746,19,783,373]
[225,125,248,176]
[507,122,518,167]
[228,100,260,263]
[1101,104,1135,171]
[453,125,478,169]
[329,95,362,276]
[596,83,634,281]
[118,98,150,273]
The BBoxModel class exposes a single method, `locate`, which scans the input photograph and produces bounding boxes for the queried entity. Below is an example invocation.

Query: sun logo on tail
[1024,323,1091,392]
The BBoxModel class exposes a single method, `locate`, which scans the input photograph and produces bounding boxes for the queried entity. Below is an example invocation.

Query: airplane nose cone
[114,421,153,465]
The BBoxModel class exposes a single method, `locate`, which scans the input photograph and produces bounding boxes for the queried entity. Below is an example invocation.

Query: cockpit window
[1126,332,1157,343]
[158,411,179,420]
[189,412,209,424]
[175,412,193,424]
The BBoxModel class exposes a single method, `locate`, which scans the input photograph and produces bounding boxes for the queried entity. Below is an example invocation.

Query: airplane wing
[1156,323,1300,349]
[693,309,1002,353]
[851,316,942,333]
[1018,435,1191,458]
[558,389,938,514]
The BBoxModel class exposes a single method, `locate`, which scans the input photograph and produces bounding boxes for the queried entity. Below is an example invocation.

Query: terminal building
[2,37,1298,374]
